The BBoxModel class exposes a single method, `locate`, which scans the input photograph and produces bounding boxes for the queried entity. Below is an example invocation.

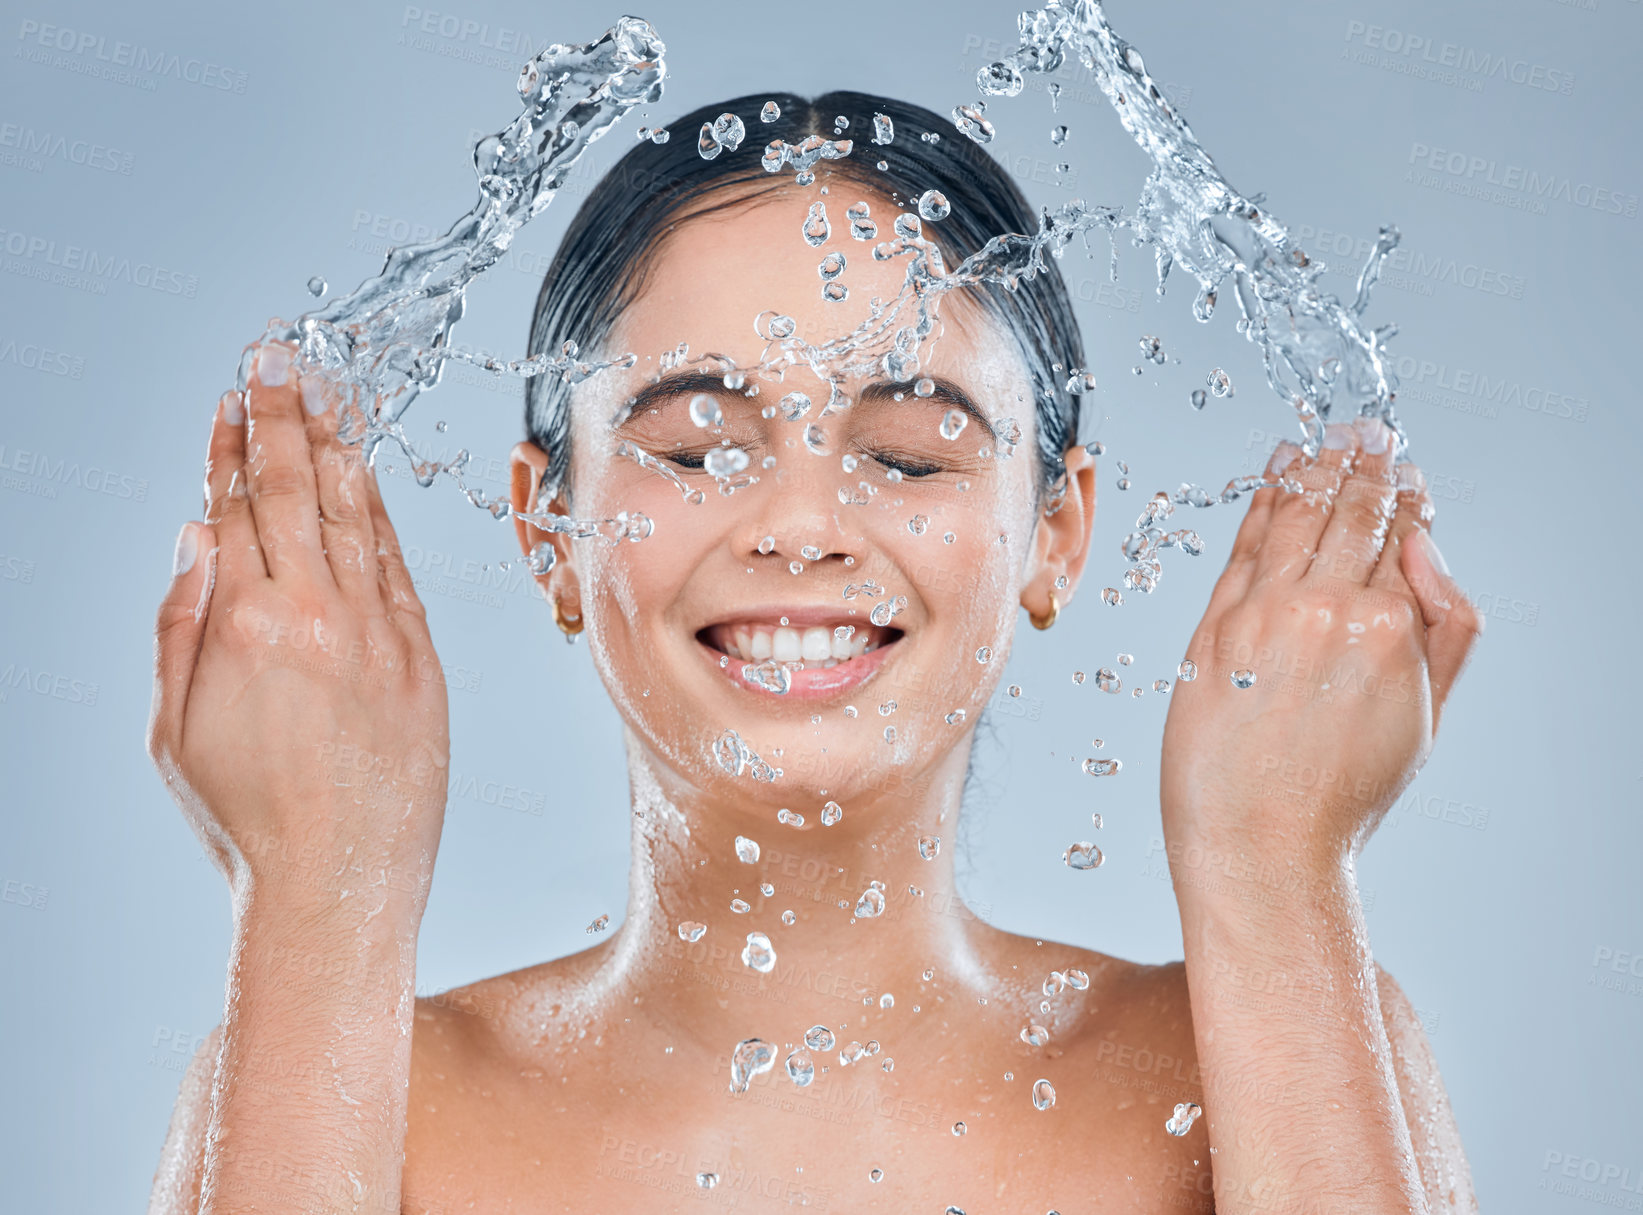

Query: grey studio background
[1,0,1638,1209]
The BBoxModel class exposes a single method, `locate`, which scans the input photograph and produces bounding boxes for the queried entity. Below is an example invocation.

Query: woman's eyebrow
[856,377,997,440]
[615,370,739,426]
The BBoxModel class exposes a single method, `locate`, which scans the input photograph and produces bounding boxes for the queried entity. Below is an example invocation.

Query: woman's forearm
[1170,841,1426,1215]
[200,883,421,1215]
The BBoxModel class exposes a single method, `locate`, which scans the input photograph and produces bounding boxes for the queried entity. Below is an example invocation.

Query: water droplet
[730,898,750,914]
[741,931,776,973]
[912,376,936,398]
[821,800,843,826]
[1095,668,1121,694]
[677,920,707,943]
[1008,684,1022,698]
[940,409,968,440]
[872,113,894,144]
[803,423,831,455]
[975,647,992,664]
[1082,758,1121,777]
[649,127,669,145]
[818,251,847,281]
[698,1172,718,1189]
[943,531,956,544]
[1190,388,1208,410]
[1065,369,1098,393]
[805,1025,835,1051]
[918,835,941,860]
[689,393,722,428]
[1206,367,1233,398]
[1230,668,1257,689]
[1177,659,1198,682]
[728,1038,775,1093]
[1063,841,1105,870]
[781,909,796,925]
[976,61,1024,97]
[800,544,823,561]
[893,211,922,241]
[918,189,951,221]
[586,913,609,933]
[1044,972,1066,996]
[822,281,848,302]
[1117,653,1134,666]
[526,542,556,576]
[903,514,930,537]
[883,725,896,743]
[878,700,897,717]
[869,1167,884,1182]
[760,100,781,123]
[1102,588,1124,607]
[1021,1023,1050,1046]
[777,807,805,827]
[306,275,327,297]
[880,992,894,1008]
[803,201,830,247]
[855,887,886,918]
[735,836,760,864]
[952,1121,967,1137]
[1166,1101,1203,1136]
[704,447,749,479]
[1154,679,1171,694]
[1032,1078,1057,1110]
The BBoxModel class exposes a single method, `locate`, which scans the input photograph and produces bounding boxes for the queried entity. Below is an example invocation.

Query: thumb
[1400,528,1482,731]
[147,521,218,766]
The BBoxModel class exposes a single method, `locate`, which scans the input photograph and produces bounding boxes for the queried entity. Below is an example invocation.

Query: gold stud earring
[1028,590,1060,631]
[552,597,584,638]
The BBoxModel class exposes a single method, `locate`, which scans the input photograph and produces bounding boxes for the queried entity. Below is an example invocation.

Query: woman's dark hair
[525,90,1086,498]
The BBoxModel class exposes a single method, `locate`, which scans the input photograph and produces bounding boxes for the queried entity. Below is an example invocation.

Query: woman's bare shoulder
[411,936,621,1064]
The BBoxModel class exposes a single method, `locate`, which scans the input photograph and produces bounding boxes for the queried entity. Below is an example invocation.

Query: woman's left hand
[1159,416,1482,870]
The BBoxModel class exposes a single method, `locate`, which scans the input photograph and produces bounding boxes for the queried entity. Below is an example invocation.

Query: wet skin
[147,176,1481,1213]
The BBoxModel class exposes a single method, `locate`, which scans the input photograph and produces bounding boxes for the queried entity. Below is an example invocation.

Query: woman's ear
[1022,443,1097,617]
[510,441,579,608]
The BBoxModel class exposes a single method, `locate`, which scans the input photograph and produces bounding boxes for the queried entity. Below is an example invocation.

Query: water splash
[239,19,666,520]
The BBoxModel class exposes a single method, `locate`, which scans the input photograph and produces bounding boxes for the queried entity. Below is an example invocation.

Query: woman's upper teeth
[725,623,872,664]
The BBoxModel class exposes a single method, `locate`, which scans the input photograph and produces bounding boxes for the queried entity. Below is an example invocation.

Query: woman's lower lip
[700,639,896,699]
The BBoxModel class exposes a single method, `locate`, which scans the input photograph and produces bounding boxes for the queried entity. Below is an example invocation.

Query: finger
[300,372,382,614]
[147,521,219,765]
[242,342,328,583]
[1368,464,1435,598]
[1253,422,1358,582]
[361,463,430,636]
[204,390,266,582]
[1400,529,1482,732]
[1312,417,1399,586]
[1205,442,1293,611]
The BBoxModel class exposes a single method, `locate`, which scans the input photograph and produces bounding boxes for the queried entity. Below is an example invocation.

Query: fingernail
[1322,423,1353,450]
[1266,442,1297,474]
[1354,416,1390,454]
[259,344,291,387]
[173,523,199,576]
[1396,462,1425,492]
[300,374,328,416]
[1418,529,1449,576]
[221,391,244,426]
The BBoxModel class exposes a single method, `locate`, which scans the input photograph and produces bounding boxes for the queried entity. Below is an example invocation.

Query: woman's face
[524,181,1093,812]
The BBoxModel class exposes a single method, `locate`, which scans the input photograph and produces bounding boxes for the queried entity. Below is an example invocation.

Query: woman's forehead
[599,179,1032,408]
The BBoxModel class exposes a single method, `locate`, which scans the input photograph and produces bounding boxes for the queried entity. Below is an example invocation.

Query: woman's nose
[732,448,862,567]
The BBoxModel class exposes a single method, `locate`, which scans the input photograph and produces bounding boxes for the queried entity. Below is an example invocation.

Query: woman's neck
[588,727,1003,1052]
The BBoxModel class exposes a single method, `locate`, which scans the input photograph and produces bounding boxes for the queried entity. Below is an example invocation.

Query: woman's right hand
[147,342,450,922]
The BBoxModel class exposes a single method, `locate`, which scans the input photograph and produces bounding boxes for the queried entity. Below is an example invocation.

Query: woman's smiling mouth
[696,614,903,698]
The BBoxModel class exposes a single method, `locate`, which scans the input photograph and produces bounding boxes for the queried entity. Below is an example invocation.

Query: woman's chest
[401,1055,1215,1213]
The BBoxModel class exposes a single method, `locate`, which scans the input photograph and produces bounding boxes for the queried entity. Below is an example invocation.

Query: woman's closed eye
[861,447,943,478]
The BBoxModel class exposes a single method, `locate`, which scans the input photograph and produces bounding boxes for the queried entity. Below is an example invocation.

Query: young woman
[146,93,1482,1214]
